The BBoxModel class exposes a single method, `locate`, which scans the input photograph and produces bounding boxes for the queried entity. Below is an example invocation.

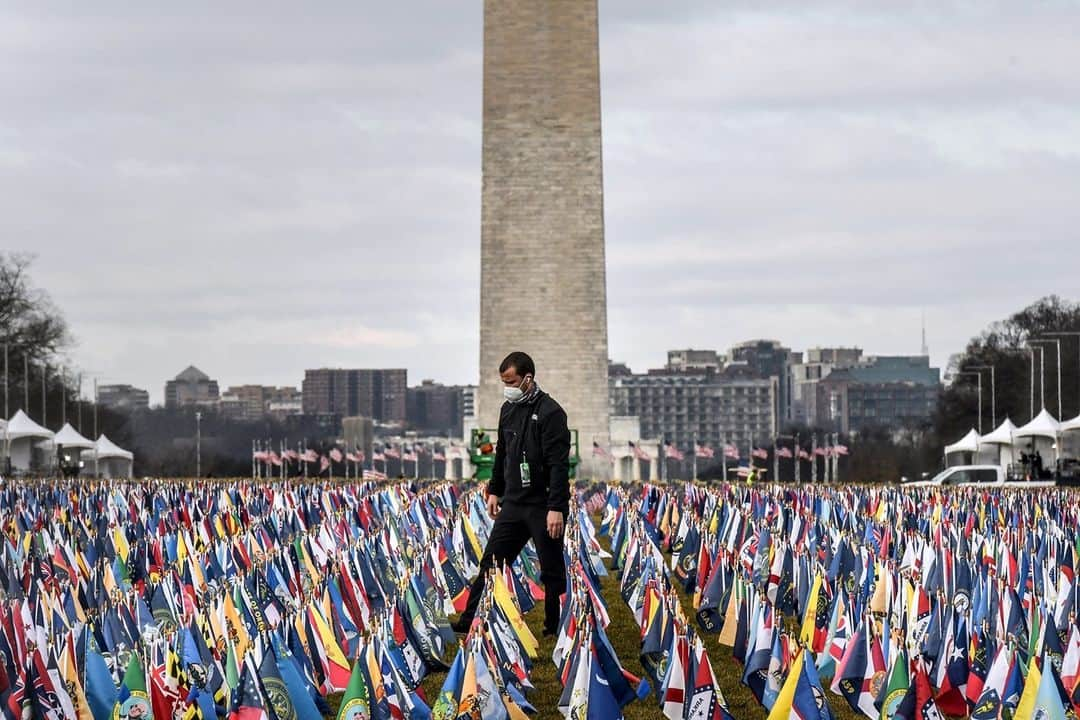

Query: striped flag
[751,448,768,460]
[629,442,649,461]
[835,444,850,455]
[665,443,685,461]
[723,445,739,460]
[593,442,610,458]
[776,447,793,459]
[695,444,714,459]
[362,469,387,481]
[384,445,401,460]
[329,448,343,463]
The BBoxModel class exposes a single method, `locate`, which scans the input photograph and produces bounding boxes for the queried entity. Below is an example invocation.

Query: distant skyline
[5,2,1077,405]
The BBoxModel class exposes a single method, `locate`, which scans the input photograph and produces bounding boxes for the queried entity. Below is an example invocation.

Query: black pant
[460,502,566,633]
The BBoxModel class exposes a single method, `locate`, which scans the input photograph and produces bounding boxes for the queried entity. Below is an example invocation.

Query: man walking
[452,351,571,637]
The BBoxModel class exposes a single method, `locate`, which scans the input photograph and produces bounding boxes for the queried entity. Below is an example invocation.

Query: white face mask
[503,376,531,402]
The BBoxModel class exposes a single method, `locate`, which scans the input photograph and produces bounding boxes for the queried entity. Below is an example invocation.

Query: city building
[609,364,778,453]
[462,385,477,422]
[729,339,799,427]
[407,380,465,437]
[97,384,150,412]
[164,366,220,409]
[666,349,723,372]
[789,347,864,425]
[301,369,407,424]
[817,355,941,433]
[219,385,301,422]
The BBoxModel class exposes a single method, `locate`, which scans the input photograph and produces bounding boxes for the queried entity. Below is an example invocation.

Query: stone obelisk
[477,0,610,478]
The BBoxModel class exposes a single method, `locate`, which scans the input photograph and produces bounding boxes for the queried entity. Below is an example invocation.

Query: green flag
[880,647,909,720]
[336,657,369,720]
[113,652,154,720]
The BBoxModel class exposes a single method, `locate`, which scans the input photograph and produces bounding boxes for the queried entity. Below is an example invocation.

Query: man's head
[499,351,535,401]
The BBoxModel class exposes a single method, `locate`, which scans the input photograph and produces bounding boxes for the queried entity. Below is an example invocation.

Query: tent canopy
[945,428,980,455]
[92,434,133,461]
[1015,409,1061,439]
[980,418,1018,446]
[5,410,53,441]
[1062,414,1080,433]
[53,423,94,449]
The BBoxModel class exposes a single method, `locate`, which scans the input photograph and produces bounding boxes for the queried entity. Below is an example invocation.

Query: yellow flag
[112,528,129,563]
[800,573,822,647]
[493,573,538,659]
[766,648,805,720]
[870,562,887,614]
[1014,654,1041,720]
[223,592,250,662]
[308,602,349,676]
[60,635,93,720]
[718,579,741,647]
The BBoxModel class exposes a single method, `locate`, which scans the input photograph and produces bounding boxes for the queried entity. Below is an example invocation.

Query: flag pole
[692,433,697,482]
[773,436,779,484]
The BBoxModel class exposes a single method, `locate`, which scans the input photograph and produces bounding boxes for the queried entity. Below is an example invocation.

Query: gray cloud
[3,1,1078,402]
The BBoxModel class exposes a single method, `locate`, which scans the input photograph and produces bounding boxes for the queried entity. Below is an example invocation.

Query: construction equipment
[469,428,581,481]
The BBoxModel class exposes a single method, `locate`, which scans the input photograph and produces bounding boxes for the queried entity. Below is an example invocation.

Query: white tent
[1062,414,1080,433]
[944,428,980,465]
[977,418,1020,468]
[83,434,134,479]
[1015,408,1061,467]
[1061,414,1080,462]
[5,410,54,473]
[53,423,95,469]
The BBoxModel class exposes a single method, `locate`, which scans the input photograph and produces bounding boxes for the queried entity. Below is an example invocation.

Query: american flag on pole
[283,449,300,462]
[629,441,649,461]
[433,451,446,461]
[592,442,610,458]
[329,448,343,463]
[695,444,714,459]
[253,451,269,462]
[665,442,685,461]
[814,447,827,456]
[301,449,318,463]
[402,448,418,462]
[751,447,769,460]
[269,452,282,466]
[319,456,330,473]
[835,444,850,455]
[798,449,811,460]
[362,469,387,481]
[373,451,386,462]
[724,445,739,460]
[345,452,360,463]
[383,445,401,460]
[776,446,793,459]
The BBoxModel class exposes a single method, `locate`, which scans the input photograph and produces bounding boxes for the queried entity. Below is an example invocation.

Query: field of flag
[1,475,1074,720]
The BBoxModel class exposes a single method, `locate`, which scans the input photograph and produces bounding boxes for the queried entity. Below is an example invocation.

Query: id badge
[519,455,531,488]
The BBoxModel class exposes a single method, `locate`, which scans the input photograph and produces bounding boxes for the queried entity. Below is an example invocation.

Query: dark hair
[499,351,535,378]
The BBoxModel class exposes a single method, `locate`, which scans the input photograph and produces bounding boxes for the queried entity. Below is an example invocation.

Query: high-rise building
[817,355,941,433]
[477,0,610,476]
[301,369,406,424]
[789,348,863,425]
[164,366,219,409]
[729,340,798,427]
[610,364,778,453]
[97,384,150,412]
[407,380,465,437]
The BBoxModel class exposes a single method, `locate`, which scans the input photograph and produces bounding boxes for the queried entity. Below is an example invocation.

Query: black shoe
[451,617,472,635]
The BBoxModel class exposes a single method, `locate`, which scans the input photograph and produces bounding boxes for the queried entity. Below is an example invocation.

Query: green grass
[327,514,868,720]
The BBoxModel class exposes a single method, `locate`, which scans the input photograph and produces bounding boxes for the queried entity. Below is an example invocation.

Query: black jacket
[486,390,571,515]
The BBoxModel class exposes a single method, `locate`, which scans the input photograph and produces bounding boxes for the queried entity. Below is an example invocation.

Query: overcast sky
[4,1,1078,403]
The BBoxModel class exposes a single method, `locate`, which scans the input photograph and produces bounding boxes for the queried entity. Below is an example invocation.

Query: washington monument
[477,0,610,476]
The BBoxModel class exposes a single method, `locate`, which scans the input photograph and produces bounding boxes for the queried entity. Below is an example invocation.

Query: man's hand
[486,494,500,519]
[546,510,564,539]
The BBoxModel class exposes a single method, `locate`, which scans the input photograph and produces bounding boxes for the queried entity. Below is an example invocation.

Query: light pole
[1028,345,1046,414]
[195,411,202,478]
[966,365,996,428]
[1047,331,1080,419]
[1030,339,1062,419]
[954,371,984,434]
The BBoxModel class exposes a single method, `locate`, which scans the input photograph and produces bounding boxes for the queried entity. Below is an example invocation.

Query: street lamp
[1030,338,1063,419]
[195,411,202,478]
[954,371,984,434]
[966,365,996,428]
[1046,331,1080,419]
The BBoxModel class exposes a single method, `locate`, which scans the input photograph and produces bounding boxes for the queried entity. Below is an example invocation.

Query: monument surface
[477,0,610,475]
